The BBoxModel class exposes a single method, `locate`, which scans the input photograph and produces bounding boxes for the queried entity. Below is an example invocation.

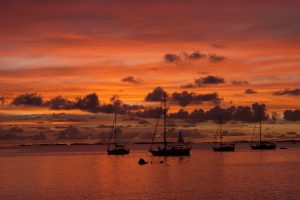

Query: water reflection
[0,144,299,199]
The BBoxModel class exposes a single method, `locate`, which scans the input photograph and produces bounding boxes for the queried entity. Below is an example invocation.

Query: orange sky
[0,0,299,113]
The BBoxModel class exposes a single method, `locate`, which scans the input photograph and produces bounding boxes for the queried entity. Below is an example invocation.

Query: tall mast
[152,108,162,145]
[163,92,167,149]
[219,115,223,145]
[114,113,117,148]
[259,108,262,144]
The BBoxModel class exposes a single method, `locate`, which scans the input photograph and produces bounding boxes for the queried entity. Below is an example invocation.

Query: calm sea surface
[0,143,299,200]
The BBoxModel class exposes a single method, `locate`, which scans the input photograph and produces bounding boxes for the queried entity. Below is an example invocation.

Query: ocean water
[0,143,299,200]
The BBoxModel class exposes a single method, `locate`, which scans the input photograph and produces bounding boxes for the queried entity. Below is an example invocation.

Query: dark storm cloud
[171,91,221,107]
[99,100,144,114]
[283,109,300,121]
[200,75,225,84]
[251,103,268,121]
[169,109,189,119]
[12,93,43,106]
[164,53,181,63]
[187,51,207,60]
[74,93,100,113]
[45,96,74,110]
[189,109,206,122]
[273,88,300,96]
[71,93,143,114]
[135,107,163,118]
[12,93,78,109]
[144,87,224,109]
[9,92,144,114]
[231,80,250,86]
[145,87,166,102]
[205,106,236,122]
[209,54,226,63]
[245,89,257,94]
[121,76,141,84]
[181,75,225,88]
[98,95,144,114]
[164,51,207,64]
[145,88,222,107]
[166,102,269,122]
[232,106,253,122]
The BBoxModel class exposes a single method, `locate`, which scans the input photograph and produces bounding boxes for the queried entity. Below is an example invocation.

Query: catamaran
[149,92,191,156]
[107,113,130,155]
[212,116,235,152]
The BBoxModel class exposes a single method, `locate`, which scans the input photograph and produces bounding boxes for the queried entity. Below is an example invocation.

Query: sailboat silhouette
[212,115,235,152]
[250,108,276,150]
[149,92,191,156]
[107,113,130,155]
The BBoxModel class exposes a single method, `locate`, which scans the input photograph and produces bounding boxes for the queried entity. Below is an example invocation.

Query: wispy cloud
[273,88,300,96]
[231,80,250,86]
[121,76,142,84]
[182,75,225,88]
[245,89,257,94]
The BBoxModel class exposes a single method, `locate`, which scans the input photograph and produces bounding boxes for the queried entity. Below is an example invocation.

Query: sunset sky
[0,0,299,113]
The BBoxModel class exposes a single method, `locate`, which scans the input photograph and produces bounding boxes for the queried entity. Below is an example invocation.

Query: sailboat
[149,92,191,156]
[212,116,235,152]
[107,113,130,155]
[250,108,276,150]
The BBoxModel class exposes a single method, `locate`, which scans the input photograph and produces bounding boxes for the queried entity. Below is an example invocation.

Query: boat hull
[251,142,276,150]
[250,144,276,150]
[107,148,130,155]
[150,148,190,156]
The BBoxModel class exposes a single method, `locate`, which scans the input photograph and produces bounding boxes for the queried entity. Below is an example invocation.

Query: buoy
[138,158,148,165]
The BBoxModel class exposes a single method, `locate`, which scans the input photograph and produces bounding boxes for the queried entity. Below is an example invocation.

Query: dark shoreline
[4,140,296,148]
